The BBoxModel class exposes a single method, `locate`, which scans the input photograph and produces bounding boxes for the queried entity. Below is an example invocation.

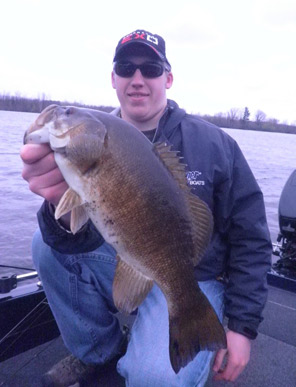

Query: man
[21,29,271,386]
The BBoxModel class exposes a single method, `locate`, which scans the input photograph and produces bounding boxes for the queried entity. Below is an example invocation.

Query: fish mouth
[24,125,50,145]
[24,103,84,149]
[35,104,59,127]
[49,122,84,136]
[49,122,87,153]
[24,104,59,145]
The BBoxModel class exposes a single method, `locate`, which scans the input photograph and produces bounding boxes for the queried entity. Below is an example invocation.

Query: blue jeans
[32,230,225,387]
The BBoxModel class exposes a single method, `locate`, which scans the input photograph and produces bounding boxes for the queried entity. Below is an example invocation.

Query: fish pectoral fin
[70,205,89,234]
[113,256,153,314]
[55,188,88,234]
[55,188,85,219]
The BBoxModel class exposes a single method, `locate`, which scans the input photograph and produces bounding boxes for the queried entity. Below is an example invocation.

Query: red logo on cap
[120,31,159,50]
[134,32,145,40]
[121,34,133,44]
[121,31,148,45]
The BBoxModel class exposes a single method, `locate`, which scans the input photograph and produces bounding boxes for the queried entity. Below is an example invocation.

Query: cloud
[1,0,295,123]
[255,0,296,31]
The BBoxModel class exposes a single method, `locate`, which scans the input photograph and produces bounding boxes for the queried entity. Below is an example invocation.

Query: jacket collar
[110,99,186,142]
[152,100,186,144]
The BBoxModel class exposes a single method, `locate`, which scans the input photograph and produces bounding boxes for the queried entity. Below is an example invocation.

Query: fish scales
[24,105,226,373]
[79,121,195,276]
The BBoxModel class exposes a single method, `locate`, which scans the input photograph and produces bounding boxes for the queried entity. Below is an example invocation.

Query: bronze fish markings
[24,104,226,373]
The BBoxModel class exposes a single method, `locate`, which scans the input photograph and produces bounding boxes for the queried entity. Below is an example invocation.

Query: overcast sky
[1,0,295,124]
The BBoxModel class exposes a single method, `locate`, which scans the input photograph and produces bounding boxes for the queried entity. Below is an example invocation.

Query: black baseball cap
[113,29,171,69]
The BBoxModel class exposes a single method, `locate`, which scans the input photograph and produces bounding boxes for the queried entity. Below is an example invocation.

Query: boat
[267,170,296,292]
[0,271,59,363]
[1,172,296,386]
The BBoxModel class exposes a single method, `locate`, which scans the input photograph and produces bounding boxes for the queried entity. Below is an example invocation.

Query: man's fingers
[20,143,52,164]
[213,330,251,382]
[39,181,69,206]
[20,143,68,206]
[214,361,244,382]
[28,168,65,192]
[212,348,227,373]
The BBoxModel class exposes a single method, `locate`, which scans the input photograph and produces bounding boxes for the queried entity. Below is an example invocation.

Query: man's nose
[131,69,145,84]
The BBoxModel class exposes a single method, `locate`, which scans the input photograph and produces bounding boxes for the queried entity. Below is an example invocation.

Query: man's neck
[128,120,157,132]
[121,105,167,132]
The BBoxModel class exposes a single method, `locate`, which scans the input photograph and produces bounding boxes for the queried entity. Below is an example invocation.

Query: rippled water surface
[0,111,40,275]
[1,110,296,276]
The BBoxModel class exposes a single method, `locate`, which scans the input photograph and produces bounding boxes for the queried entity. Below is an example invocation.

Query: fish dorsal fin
[55,188,89,234]
[154,142,213,266]
[113,256,153,314]
[153,142,188,188]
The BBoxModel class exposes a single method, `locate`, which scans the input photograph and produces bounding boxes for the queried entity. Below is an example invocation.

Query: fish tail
[169,290,227,373]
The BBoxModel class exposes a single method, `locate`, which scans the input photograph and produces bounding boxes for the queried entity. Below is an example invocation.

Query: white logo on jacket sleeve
[186,171,205,186]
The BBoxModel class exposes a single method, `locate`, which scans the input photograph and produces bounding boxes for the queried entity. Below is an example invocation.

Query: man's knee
[118,360,171,387]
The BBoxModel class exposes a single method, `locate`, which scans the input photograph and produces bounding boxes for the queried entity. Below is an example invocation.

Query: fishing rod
[0,295,48,357]
[0,268,38,293]
[0,264,35,271]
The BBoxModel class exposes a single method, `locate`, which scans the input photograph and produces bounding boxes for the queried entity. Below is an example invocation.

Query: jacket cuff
[227,318,258,340]
[37,200,104,254]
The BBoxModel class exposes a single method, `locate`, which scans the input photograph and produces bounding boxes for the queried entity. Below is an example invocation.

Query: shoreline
[1,104,295,135]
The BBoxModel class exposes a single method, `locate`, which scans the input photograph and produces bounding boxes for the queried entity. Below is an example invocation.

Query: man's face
[111,55,173,129]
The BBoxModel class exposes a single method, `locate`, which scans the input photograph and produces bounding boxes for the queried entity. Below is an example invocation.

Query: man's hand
[212,330,251,382]
[21,143,68,206]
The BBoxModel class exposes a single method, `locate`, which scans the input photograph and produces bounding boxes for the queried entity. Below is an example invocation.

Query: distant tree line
[0,93,114,114]
[198,106,296,134]
[1,94,296,134]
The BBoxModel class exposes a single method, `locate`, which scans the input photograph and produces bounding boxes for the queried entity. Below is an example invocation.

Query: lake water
[1,110,296,277]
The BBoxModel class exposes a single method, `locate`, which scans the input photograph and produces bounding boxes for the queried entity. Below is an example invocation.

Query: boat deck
[1,284,296,386]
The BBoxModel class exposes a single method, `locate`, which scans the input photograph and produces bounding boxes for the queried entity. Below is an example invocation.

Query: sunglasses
[114,61,167,78]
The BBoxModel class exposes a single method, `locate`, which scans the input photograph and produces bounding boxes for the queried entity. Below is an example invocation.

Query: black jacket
[37,99,272,339]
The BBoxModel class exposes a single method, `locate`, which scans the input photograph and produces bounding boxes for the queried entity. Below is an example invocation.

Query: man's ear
[111,70,116,89]
[166,72,173,89]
